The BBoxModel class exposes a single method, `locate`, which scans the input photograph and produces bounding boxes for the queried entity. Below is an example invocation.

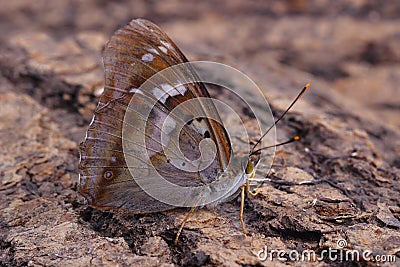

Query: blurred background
[1,0,399,120]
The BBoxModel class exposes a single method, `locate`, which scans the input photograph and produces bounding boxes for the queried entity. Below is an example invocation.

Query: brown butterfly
[78,18,309,242]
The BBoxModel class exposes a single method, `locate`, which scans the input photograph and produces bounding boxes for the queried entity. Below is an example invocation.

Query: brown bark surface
[0,1,399,266]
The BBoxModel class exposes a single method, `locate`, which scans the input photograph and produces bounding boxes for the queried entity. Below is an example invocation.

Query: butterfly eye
[245,161,254,175]
[103,170,114,181]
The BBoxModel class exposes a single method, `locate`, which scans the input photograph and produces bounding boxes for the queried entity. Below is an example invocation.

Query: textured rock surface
[0,1,399,266]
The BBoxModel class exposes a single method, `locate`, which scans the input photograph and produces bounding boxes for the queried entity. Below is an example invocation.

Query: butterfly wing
[78,19,233,212]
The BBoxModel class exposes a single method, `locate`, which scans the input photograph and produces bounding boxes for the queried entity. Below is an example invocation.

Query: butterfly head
[245,159,256,179]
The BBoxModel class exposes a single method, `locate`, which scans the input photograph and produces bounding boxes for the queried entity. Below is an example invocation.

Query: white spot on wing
[158,46,168,54]
[175,85,187,95]
[147,48,160,56]
[152,87,168,103]
[160,40,173,51]
[111,156,116,162]
[129,88,143,94]
[161,83,186,96]
[152,84,186,103]
[141,53,154,62]
[94,87,104,96]
[160,83,174,94]
[135,19,148,29]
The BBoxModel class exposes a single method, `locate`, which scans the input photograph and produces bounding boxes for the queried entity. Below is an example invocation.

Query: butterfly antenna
[250,135,300,156]
[250,83,310,155]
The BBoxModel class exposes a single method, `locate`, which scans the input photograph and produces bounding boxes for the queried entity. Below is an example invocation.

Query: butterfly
[78,18,309,242]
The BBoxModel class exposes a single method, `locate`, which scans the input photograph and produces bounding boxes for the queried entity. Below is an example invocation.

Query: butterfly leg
[239,185,249,235]
[246,179,261,197]
[239,179,262,235]
[174,205,198,245]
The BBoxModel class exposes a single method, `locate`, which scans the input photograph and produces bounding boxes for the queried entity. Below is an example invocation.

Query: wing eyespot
[103,170,114,181]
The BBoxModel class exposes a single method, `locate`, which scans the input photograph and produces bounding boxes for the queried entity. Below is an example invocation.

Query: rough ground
[0,1,399,266]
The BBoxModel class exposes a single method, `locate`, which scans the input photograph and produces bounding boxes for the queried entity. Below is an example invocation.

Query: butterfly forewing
[78,19,232,212]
